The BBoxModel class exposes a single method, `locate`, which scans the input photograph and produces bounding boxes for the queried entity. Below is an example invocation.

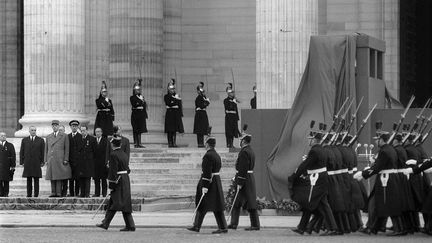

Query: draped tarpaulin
[266,35,358,200]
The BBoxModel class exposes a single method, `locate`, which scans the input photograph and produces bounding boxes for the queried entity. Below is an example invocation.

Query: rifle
[409,98,430,133]
[320,97,350,145]
[331,98,355,145]
[340,97,364,143]
[417,98,432,135]
[348,103,377,147]
[419,124,432,145]
[387,95,415,144]
[230,68,240,103]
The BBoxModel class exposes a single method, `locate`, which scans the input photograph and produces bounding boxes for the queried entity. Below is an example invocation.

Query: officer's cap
[69,120,80,126]
[51,120,60,125]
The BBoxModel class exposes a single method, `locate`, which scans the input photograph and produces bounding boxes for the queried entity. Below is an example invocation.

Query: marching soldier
[187,128,228,234]
[411,156,432,235]
[193,82,210,148]
[130,79,148,148]
[227,125,260,231]
[250,85,256,109]
[164,79,184,147]
[113,126,130,162]
[93,127,109,197]
[224,83,240,148]
[94,81,115,137]
[67,120,82,197]
[77,125,96,198]
[19,126,45,197]
[0,132,16,197]
[96,135,135,231]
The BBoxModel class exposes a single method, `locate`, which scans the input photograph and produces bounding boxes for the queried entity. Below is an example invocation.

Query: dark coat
[20,136,45,178]
[94,136,109,180]
[362,144,401,217]
[76,135,96,178]
[68,133,83,179]
[193,94,210,135]
[234,145,257,210]
[414,159,432,213]
[195,148,225,212]
[394,145,415,212]
[346,146,367,211]
[250,96,256,109]
[324,145,345,212]
[336,145,352,212]
[120,137,130,162]
[164,93,184,133]
[0,141,16,181]
[107,149,132,213]
[94,96,115,136]
[405,144,425,210]
[45,132,71,180]
[224,97,240,138]
[291,144,329,211]
[130,95,148,134]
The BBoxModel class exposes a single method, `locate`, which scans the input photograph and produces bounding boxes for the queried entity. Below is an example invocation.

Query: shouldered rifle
[419,124,432,145]
[341,97,364,143]
[230,68,240,103]
[348,103,377,147]
[331,99,354,145]
[320,97,350,145]
[417,98,432,135]
[387,95,415,144]
[409,98,430,133]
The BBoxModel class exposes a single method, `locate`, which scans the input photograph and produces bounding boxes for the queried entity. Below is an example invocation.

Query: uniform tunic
[20,136,45,178]
[414,159,432,213]
[234,145,257,210]
[394,145,415,212]
[0,142,16,181]
[346,146,367,211]
[77,135,96,178]
[195,148,225,212]
[405,144,425,210]
[107,149,132,213]
[193,94,210,135]
[250,96,256,109]
[94,136,109,180]
[94,96,115,136]
[291,144,329,211]
[336,145,352,212]
[164,93,184,133]
[130,95,148,134]
[224,97,240,138]
[324,145,345,212]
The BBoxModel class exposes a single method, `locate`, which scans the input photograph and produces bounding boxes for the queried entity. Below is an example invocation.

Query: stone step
[0,197,145,204]
[0,203,142,211]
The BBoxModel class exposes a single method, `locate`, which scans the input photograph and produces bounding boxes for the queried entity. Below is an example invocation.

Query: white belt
[98,109,110,112]
[196,108,206,111]
[211,172,220,176]
[236,170,253,174]
[327,168,348,175]
[397,168,413,174]
[202,172,220,182]
[225,110,237,114]
[132,107,144,110]
[117,171,127,174]
[307,167,327,175]
[166,106,179,109]
[379,169,397,174]
[348,167,358,174]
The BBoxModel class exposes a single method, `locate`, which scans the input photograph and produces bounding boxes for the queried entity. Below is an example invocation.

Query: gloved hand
[353,171,364,181]
[237,184,243,191]
[403,167,413,175]
[302,155,307,161]
[406,159,417,165]
[202,187,208,194]
[369,156,375,164]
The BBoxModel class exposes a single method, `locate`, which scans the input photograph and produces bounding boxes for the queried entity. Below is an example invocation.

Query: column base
[15,113,90,137]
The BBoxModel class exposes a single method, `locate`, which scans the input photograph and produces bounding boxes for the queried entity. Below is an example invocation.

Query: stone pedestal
[256,0,318,108]
[16,0,88,137]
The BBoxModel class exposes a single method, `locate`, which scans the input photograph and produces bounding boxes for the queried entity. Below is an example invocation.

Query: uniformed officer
[164,79,184,148]
[94,81,115,137]
[227,126,260,231]
[411,155,432,235]
[224,83,240,148]
[250,85,256,109]
[187,128,228,234]
[67,120,82,197]
[96,135,135,231]
[130,79,148,148]
[0,132,16,197]
[193,82,210,148]
[77,125,96,198]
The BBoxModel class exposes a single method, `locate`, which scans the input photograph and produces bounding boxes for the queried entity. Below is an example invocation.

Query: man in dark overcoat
[193,82,210,148]
[130,79,148,148]
[94,81,115,137]
[164,79,184,148]
[67,120,83,197]
[93,127,109,197]
[77,125,96,198]
[223,84,239,148]
[0,132,16,197]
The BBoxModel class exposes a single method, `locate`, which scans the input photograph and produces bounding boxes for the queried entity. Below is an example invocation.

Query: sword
[227,186,240,223]
[92,175,121,220]
[308,173,319,202]
[192,193,206,222]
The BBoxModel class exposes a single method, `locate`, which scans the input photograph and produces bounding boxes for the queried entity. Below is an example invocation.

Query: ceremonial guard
[412,156,432,235]
[227,125,260,231]
[164,79,184,147]
[67,120,82,197]
[93,127,109,197]
[113,126,130,161]
[250,85,257,109]
[19,126,45,197]
[130,79,148,148]
[224,83,240,148]
[0,132,16,197]
[45,120,71,197]
[187,128,228,234]
[193,82,210,148]
[97,136,135,232]
[94,81,115,137]
[77,125,96,198]
[354,127,405,236]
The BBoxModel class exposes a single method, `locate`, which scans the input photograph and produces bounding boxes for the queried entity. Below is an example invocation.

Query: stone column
[16,0,88,137]
[109,0,164,132]
[256,0,318,108]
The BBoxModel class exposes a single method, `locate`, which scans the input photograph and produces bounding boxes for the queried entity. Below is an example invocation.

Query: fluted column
[109,0,164,131]
[256,0,318,108]
[16,0,88,137]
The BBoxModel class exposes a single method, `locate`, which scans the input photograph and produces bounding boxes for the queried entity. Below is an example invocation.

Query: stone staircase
[1,144,239,211]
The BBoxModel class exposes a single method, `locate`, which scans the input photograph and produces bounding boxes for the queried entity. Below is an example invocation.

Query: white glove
[406,159,417,165]
[302,155,307,161]
[364,166,370,170]
[404,168,413,175]
[369,156,375,164]
[237,184,243,190]
[202,187,208,194]
[353,171,364,181]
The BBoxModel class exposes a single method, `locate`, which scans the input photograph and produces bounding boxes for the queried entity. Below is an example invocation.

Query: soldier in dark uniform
[224,83,240,148]
[93,127,109,197]
[66,120,82,197]
[187,128,227,234]
[414,136,431,230]
[130,79,148,148]
[96,135,135,231]
[354,131,405,236]
[250,85,256,109]
[164,79,184,147]
[94,81,115,137]
[193,82,210,148]
[0,132,16,197]
[20,126,45,197]
[227,126,260,231]
[289,129,338,236]
[113,126,130,162]
[77,125,96,198]
[412,157,432,235]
